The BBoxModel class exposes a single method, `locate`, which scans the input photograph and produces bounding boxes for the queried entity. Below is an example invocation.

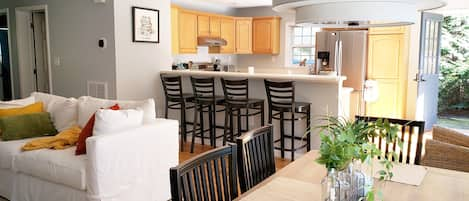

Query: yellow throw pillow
[0,102,44,117]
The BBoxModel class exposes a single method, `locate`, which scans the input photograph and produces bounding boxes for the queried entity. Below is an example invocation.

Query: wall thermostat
[98,38,107,49]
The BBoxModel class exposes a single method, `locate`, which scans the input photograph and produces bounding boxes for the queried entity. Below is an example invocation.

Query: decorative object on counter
[248,66,255,74]
[314,116,402,201]
[132,7,159,43]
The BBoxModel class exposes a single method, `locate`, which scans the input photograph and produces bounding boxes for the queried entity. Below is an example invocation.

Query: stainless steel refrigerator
[315,31,368,116]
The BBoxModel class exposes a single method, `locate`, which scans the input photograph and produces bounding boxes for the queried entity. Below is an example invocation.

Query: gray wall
[0,0,117,98]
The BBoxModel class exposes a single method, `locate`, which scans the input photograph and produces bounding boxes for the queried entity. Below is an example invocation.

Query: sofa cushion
[0,102,44,117]
[93,109,144,136]
[77,96,156,127]
[75,104,120,155]
[32,92,78,132]
[0,112,58,141]
[0,96,35,109]
[14,148,87,190]
[0,138,46,170]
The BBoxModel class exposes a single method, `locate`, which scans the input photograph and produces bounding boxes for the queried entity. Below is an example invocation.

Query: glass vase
[321,168,352,201]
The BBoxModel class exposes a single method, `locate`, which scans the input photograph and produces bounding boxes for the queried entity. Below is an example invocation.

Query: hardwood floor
[179,142,292,170]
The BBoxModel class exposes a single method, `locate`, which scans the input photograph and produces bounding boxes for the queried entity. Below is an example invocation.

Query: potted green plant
[312,116,402,201]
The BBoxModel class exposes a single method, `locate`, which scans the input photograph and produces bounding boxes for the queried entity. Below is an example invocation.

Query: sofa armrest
[422,139,469,173]
[85,118,179,201]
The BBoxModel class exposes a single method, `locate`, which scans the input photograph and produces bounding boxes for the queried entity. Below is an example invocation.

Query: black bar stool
[264,80,311,161]
[190,76,225,153]
[160,74,195,152]
[221,78,265,144]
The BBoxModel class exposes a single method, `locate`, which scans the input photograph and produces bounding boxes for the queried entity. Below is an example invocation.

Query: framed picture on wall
[132,6,159,43]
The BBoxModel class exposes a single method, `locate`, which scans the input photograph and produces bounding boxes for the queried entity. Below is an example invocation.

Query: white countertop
[160,70,346,84]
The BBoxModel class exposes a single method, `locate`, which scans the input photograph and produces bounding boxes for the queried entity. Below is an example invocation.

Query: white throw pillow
[93,109,144,136]
[0,96,35,109]
[32,92,78,132]
[77,96,156,128]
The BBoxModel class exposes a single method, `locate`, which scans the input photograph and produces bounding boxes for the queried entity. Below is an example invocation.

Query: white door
[31,11,49,93]
[416,12,443,130]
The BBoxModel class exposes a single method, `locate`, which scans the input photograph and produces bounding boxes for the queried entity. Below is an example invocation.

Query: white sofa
[0,93,179,201]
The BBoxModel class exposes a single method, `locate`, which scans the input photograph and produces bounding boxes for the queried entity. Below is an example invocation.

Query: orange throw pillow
[75,104,120,155]
[0,102,44,117]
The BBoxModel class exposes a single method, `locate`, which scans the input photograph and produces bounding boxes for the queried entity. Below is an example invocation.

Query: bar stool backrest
[190,76,216,104]
[161,74,184,101]
[264,80,296,111]
[221,78,249,103]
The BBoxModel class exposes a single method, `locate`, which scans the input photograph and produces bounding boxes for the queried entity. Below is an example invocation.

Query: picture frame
[132,6,159,43]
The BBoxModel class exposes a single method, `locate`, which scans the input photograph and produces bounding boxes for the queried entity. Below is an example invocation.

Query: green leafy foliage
[439,15,469,113]
[314,116,403,201]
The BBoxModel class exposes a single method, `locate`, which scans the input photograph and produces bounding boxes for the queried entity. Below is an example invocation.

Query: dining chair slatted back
[191,76,216,104]
[170,144,238,201]
[221,78,249,103]
[264,80,295,112]
[236,125,276,193]
[161,74,184,101]
[356,116,426,165]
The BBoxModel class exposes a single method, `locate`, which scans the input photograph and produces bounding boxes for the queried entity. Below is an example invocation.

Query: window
[290,26,320,66]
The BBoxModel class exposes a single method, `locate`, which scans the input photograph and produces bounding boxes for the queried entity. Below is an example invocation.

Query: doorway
[436,12,469,131]
[0,9,13,101]
[15,5,51,97]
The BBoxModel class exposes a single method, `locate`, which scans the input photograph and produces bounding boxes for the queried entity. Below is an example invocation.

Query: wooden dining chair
[355,116,426,165]
[169,144,238,201]
[236,125,276,193]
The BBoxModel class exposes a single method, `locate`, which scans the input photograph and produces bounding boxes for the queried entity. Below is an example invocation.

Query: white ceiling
[175,0,468,10]
[183,0,272,8]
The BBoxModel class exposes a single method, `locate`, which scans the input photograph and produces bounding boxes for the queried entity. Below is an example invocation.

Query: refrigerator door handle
[334,40,339,73]
[338,40,343,76]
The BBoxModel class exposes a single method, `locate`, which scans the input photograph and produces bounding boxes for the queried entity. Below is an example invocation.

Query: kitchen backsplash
[173,46,238,65]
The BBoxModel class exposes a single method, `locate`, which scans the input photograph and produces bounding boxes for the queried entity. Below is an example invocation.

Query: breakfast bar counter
[159,70,346,84]
[160,70,351,155]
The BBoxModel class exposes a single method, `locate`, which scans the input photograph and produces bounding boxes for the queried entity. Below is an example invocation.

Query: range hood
[197,36,227,47]
[273,0,447,28]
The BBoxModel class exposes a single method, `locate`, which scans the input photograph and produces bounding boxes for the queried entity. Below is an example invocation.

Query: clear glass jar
[322,168,354,201]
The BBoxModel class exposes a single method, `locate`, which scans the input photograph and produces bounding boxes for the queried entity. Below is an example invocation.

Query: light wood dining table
[236,151,469,201]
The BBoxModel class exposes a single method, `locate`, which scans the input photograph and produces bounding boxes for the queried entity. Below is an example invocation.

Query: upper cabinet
[235,17,253,54]
[220,17,236,53]
[172,7,198,54]
[171,4,280,55]
[252,17,281,54]
[197,15,210,37]
[209,17,221,38]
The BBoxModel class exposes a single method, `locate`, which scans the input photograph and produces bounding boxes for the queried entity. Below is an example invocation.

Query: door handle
[414,74,427,82]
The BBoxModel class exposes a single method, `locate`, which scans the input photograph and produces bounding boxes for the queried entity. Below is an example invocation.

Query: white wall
[235,6,296,69]
[0,0,117,99]
[114,0,172,116]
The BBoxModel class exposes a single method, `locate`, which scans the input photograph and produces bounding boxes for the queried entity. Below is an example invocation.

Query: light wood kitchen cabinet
[197,15,210,37]
[235,17,252,54]
[366,27,409,119]
[209,16,221,37]
[177,10,198,53]
[220,17,235,53]
[252,17,280,54]
[171,5,180,54]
